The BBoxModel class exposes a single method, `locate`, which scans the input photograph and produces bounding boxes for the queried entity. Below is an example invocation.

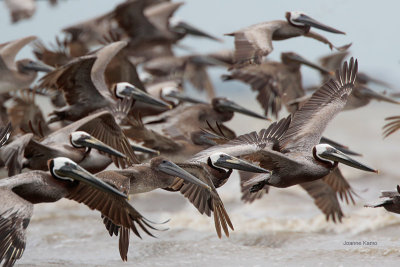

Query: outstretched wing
[239,171,269,203]
[280,58,358,153]
[322,167,356,205]
[0,36,37,69]
[0,189,33,267]
[169,163,233,238]
[38,55,106,105]
[191,115,291,164]
[299,180,344,223]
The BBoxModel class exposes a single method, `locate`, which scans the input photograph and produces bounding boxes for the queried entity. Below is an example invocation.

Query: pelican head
[114,82,172,109]
[285,11,345,34]
[161,86,207,105]
[281,52,332,74]
[17,59,54,74]
[150,157,211,190]
[313,144,378,173]
[48,157,127,198]
[70,131,126,159]
[212,98,270,120]
[209,152,269,173]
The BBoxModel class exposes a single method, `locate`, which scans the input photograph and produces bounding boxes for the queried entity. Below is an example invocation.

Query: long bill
[157,160,211,190]
[75,135,127,159]
[319,148,378,173]
[215,154,270,173]
[121,85,172,109]
[217,99,270,120]
[53,160,128,198]
[166,90,208,104]
[283,52,333,75]
[293,14,345,34]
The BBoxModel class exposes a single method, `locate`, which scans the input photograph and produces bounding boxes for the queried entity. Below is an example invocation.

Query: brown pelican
[239,167,356,222]
[0,36,53,93]
[169,153,269,237]
[146,97,269,142]
[1,110,136,175]
[192,58,378,191]
[222,52,332,117]
[225,11,349,66]
[0,157,157,267]
[142,54,225,99]
[313,51,400,110]
[129,81,206,117]
[38,41,170,123]
[112,0,221,60]
[4,0,36,23]
[7,90,50,137]
[365,185,400,214]
[91,156,211,260]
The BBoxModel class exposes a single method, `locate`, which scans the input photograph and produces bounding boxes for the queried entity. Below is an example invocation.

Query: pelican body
[0,36,53,94]
[225,11,348,66]
[193,58,377,191]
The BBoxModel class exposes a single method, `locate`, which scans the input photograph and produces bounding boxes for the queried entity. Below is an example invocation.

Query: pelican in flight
[0,157,159,267]
[38,41,169,123]
[365,185,400,214]
[88,156,212,260]
[0,36,53,94]
[192,58,377,192]
[225,11,350,66]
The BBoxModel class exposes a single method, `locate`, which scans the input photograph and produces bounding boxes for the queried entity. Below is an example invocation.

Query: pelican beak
[319,136,362,156]
[319,148,378,173]
[217,99,270,120]
[51,160,127,199]
[283,52,332,74]
[293,14,345,34]
[131,143,160,155]
[74,135,126,159]
[24,60,54,73]
[358,86,400,105]
[157,160,211,190]
[121,85,172,109]
[166,90,208,104]
[172,21,223,42]
[215,154,269,173]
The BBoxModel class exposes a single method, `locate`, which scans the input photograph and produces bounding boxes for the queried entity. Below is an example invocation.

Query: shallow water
[1,0,400,266]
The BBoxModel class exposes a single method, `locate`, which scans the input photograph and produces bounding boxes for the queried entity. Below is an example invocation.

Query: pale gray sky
[1,0,399,88]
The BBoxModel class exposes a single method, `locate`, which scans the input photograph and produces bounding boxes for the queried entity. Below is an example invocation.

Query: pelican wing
[91,41,127,99]
[32,38,70,67]
[280,58,357,153]
[0,189,33,267]
[145,1,184,34]
[66,171,158,260]
[171,163,233,238]
[224,65,282,117]
[113,0,161,41]
[77,111,139,167]
[1,134,35,176]
[38,55,107,105]
[0,122,12,148]
[322,167,356,205]
[299,180,344,223]
[383,115,400,138]
[239,171,269,203]
[191,115,291,163]
[226,22,280,66]
[0,36,37,69]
